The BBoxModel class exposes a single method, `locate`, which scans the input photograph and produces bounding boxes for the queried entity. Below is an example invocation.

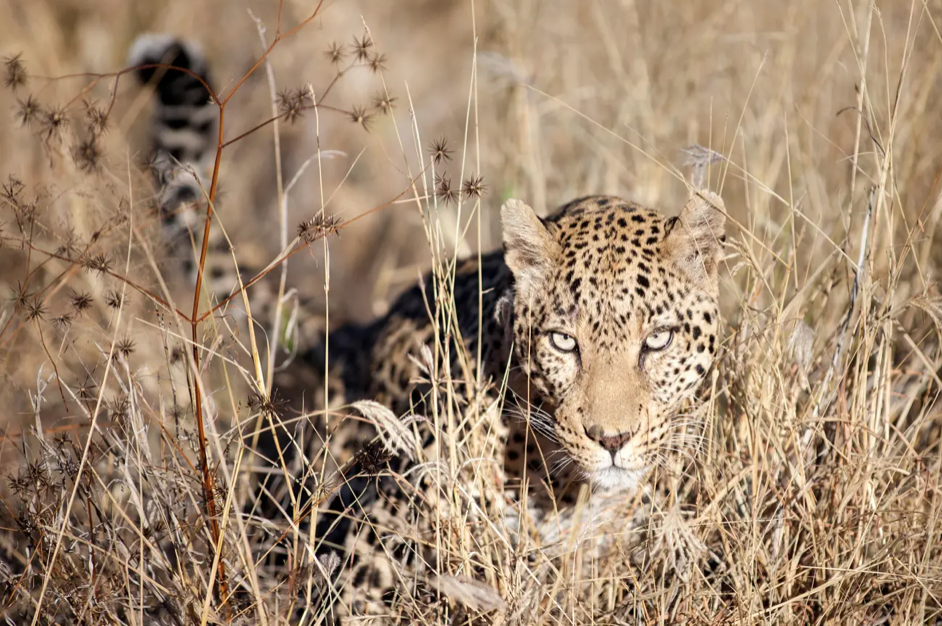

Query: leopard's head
[501,193,725,490]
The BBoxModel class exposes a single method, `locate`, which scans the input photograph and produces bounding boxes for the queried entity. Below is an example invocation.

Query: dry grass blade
[429,574,506,612]
[0,0,941,624]
[350,400,425,460]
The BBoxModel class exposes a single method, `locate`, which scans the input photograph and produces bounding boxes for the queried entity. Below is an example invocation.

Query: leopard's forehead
[548,196,670,294]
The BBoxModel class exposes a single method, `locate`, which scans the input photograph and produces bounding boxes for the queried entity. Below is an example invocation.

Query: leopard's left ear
[664,190,726,284]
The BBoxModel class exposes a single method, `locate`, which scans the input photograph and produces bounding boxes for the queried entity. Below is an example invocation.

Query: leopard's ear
[664,190,726,285]
[501,199,560,290]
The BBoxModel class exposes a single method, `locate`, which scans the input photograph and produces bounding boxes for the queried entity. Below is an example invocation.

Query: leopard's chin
[589,465,645,492]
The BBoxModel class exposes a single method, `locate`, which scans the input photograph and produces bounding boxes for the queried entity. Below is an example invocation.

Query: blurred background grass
[1,0,941,623]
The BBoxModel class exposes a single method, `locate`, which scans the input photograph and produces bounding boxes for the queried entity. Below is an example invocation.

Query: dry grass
[0,0,941,623]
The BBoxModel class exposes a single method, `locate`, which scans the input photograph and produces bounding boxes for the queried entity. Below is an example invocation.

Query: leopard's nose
[585,425,631,455]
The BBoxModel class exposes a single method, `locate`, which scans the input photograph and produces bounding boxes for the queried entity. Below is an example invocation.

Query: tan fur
[309,192,727,618]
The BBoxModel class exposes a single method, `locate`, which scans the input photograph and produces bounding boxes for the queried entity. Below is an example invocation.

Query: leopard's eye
[549,332,578,353]
[643,328,674,352]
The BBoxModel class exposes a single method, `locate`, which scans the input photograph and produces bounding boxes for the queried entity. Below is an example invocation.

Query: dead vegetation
[0,0,941,623]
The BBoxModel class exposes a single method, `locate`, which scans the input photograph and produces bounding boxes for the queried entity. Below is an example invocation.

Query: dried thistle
[3,54,27,91]
[435,174,458,205]
[104,289,123,309]
[15,95,40,128]
[355,440,393,477]
[40,105,70,142]
[55,230,80,259]
[24,297,46,322]
[372,92,397,115]
[298,213,343,243]
[325,42,346,65]
[10,282,32,308]
[14,201,37,230]
[52,314,73,330]
[84,101,109,136]
[352,34,373,62]
[348,105,373,132]
[69,291,94,315]
[116,337,136,359]
[1,175,24,207]
[277,88,306,124]
[55,446,79,480]
[108,395,130,426]
[82,252,111,275]
[76,375,98,403]
[461,174,487,199]
[367,52,387,74]
[70,137,102,172]
[247,389,285,416]
[7,473,29,498]
[429,137,452,164]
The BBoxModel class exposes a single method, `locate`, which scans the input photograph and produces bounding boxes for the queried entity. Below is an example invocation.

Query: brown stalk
[184,1,326,611]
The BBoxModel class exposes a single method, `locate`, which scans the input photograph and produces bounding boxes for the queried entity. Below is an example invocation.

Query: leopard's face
[502,193,725,491]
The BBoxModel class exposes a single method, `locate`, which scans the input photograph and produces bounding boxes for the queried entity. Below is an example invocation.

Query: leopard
[306,192,726,621]
[128,34,727,623]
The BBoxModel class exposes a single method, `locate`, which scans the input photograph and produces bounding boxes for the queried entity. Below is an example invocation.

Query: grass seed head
[3,53,27,91]
[15,94,40,128]
[325,41,347,65]
[352,34,373,61]
[461,174,486,199]
[372,91,397,115]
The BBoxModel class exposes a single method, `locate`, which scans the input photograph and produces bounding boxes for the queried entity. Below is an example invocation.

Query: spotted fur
[128,34,727,623]
[309,192,726,620]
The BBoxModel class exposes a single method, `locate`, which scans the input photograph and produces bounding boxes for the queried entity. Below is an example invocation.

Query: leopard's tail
[127,35,239,293]
[128,35,216,173]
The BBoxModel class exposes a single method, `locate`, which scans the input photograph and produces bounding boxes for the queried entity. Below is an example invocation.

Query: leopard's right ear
[501,199,560,289]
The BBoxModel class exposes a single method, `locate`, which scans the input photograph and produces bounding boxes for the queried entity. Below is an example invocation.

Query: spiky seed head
[16,95,40,128]
[24,297,46,322]
[372,92,397,115]
[82,253,111,275]
[3,54,27,91]
[71,137,102,172]
[349,106,373,132]
[367,52,387,74]
[69,291,94,314]
[116,337,136,358]
[84,101,109,136]
[325,42,346,65]
[461,174,487,199]
[1,175,24,207]
[104,289,123,309]
[40,105,69,142]
[277,88,306,124]
[435,174,458,205]
[52,314,73,330]
[352,35,373,62]
[429,137,452,164]
[298,213,343,243]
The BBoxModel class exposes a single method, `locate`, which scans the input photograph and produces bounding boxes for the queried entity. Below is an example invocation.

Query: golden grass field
[1,0,941,623]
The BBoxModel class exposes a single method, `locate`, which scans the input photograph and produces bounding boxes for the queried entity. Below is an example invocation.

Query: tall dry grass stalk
[0,0,940,623]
